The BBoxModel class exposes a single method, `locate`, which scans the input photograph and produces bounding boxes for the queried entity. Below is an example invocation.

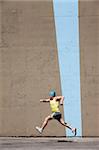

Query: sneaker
[72,128,77,136]
[36,126,43,134]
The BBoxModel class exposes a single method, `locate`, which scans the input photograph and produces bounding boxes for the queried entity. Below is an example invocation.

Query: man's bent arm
[55,96,64,105]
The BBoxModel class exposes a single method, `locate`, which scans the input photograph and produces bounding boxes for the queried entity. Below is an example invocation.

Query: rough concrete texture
[79,0,99,136]
[0,137,99,150]
[0,0,65,136]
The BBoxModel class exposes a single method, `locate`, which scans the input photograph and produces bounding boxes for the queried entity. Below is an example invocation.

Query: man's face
[50,96,53,100]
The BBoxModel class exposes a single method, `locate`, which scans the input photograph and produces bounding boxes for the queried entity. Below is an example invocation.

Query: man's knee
[45,116,51,122]
[59,118,65,124]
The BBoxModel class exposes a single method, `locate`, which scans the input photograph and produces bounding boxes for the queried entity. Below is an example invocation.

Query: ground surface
[0,137,99,150]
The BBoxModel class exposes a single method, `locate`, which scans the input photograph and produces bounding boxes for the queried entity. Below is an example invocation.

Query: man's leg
[36,115,52,134]
[58,118,77,136]
[41,115,52,130]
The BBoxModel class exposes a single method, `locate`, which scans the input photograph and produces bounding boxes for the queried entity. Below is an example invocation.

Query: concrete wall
[0,0,65,136]
[0,0,99,137]
[79,0,99,136]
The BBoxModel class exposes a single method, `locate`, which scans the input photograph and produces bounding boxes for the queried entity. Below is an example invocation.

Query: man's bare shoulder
[54,96,63,100]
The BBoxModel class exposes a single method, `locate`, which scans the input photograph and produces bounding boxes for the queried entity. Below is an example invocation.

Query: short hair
[49,90,56,97]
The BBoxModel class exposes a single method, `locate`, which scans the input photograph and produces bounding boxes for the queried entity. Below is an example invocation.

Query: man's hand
[60,96,64,105]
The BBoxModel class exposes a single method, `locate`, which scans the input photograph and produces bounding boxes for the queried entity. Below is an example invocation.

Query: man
[36,90,77,136]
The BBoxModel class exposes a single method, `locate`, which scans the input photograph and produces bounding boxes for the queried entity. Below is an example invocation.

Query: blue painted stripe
[53,0,82,136]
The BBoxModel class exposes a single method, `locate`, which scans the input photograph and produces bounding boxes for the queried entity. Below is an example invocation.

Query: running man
[36,90,77,136]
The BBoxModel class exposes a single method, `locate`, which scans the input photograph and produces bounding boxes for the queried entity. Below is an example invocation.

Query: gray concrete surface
[0,0,64,137]
[0,137,99,150]
[79,0,99,136]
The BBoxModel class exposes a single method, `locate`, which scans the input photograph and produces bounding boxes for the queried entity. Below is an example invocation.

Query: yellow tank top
[50,99,60,113]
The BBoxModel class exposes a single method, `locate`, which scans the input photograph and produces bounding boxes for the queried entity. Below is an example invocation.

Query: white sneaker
[36,126,43,134]
[72,128,77,136]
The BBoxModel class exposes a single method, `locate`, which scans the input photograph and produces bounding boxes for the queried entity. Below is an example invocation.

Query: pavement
[0,137,99,150]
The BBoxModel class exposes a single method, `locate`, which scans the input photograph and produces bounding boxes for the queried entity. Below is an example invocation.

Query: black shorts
[51,112,62,121]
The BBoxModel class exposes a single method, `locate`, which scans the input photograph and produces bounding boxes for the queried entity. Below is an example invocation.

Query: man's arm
[40,98,50,102]
[55,96,64,105]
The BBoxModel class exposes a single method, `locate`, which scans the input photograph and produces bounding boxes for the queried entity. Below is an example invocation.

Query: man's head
[49,90,56,98]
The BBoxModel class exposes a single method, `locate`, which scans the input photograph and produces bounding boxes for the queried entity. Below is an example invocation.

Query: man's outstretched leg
[58,118,77,136]
[36,115,52,134]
